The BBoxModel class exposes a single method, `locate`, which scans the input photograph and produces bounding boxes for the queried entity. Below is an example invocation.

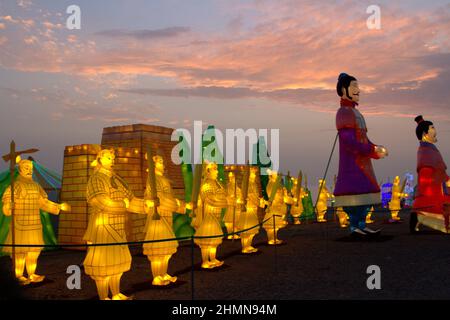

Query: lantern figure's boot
[14,253,29,285]
[94,277,110,300]
[346,205,379,236]
[317,209,327,222]
[391,209,400,221]
[225,223,240,239]
[26,252,44,283]
[162,256,177,283]
[267,228,282,245]
[110,273,132,300]
[266,229,274,244]
[444,203,450,233]
[150,256,170,286]
[337,209,349,227]
[209,247,223,268]
[200,247,212,269]
[241,234,258,253]
[345,206,367,235]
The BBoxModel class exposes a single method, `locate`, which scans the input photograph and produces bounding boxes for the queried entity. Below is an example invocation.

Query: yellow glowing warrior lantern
[83,148,146,300]
[389,176,408,221]
[290,171,305,225]
[366,206,375,224]
[193,162,230,269]
[142,149,190,286]
[263,170,288,245]
[335,207,349,227]
[237,166,261,253]
[2,159,71,285]
[316,179,331,223]
[224,171,242,240]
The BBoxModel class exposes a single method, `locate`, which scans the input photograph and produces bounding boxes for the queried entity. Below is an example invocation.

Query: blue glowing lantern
[381,181,393,207]
[403,173,415,207]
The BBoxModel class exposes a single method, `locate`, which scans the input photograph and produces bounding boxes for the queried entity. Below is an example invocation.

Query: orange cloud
[0,0,449,118]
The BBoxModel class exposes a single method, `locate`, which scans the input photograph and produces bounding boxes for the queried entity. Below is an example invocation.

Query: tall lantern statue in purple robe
[333,73,388,237]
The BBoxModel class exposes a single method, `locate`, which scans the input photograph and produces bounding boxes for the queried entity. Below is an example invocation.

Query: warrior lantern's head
[153,154,165,175]
[91,149,115,170]
[337,73,359,103]
[415,115,436,143]
[205,161,218,180]
[18,159,33,179]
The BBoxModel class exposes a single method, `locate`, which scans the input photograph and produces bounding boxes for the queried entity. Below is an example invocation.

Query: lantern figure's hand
[60,202,71,212]
[375,145,388,158]
[123,198,130,209]
[185,202,194,210]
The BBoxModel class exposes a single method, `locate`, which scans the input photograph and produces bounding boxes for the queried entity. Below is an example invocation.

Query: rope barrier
[0,206,434,248]
[0,217,275,248]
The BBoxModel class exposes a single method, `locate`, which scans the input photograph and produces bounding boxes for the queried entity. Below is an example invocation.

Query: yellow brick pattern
[101,124,186,242]
[58,144,99,249]
[59,125,187,248]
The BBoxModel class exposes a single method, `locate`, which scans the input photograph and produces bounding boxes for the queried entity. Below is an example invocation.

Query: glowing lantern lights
[142,149,190,286]
[2,159,71,285]
[83,148,146,300]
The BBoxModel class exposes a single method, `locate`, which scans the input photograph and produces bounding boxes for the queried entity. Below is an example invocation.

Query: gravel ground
[1,209,450,300]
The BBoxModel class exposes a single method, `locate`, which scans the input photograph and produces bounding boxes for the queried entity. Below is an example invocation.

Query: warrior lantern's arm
[339,128,379,159]
[38,186,61,215]
[40,198,61,215]
[89,194,127,212]
[202,184,228,207]
[2,187,12,216]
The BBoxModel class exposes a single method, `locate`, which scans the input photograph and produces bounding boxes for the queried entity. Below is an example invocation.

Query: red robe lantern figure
[411,115,450,234]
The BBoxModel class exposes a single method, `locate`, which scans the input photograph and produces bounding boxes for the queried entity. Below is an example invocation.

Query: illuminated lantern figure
[263,170,288,245]
[194,162,230,269]
[83,149,146,300]
[238,166,261,253]
[143,153,189,286]
[290,176,305,225]
[336,207,350,228]
[333,73,387,237]
[224,171,241,240]
[412,115,450,233]
[316,179,331,223]
[2,159,70,285]
[388,176,407,221]
[365,206,375,224]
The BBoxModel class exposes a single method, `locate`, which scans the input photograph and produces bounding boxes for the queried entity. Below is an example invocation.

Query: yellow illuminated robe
[316,185,331,217]
[263,182,287,229]
[83,167,144,277]
[2,176,60,254]
[291,194,304,219]
[143,175,182,256]
[194,178,228,247]
[238,182,260,236]
[224,183,241,231]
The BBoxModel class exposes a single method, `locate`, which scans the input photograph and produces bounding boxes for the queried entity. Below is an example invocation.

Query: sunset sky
[0,0,449,191]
